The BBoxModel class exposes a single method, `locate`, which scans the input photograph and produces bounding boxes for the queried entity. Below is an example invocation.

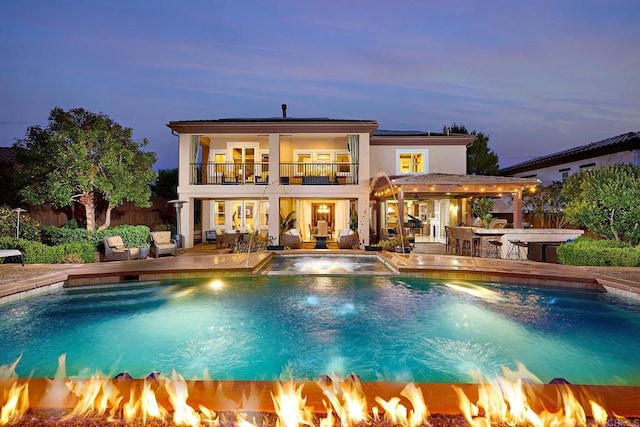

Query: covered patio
[370,173,541,243]
[369,173,589,259]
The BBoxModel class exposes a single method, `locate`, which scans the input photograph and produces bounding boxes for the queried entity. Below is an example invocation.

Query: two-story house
[167,106,539,248]
[499,131,640,185]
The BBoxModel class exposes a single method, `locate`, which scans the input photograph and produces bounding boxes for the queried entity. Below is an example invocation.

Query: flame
[40,354,72,408]
[315,374,368,427]
[123,379,168,424]
[271,381,314,427]
[63,372,122,420]
[456,371,611,427]
[400,382,429,427]
[164,370,202,427]
[373,384,429,427]
[0,355,21,379]
[0,381,29,425]
[0,356,625,426]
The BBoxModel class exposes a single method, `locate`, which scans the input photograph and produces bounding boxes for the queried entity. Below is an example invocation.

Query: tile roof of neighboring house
[499,131,640,175]
[0,147,16,164]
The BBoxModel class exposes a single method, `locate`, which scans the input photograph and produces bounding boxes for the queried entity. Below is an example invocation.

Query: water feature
[263,254,394,274]
[1,275,639,385]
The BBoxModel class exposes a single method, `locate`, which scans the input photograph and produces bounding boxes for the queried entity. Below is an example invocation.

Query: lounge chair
[0,249,24,266]
[104,236,139,261]
[337,229,360,249]
[150,231,177,258]
[282,229,302,249]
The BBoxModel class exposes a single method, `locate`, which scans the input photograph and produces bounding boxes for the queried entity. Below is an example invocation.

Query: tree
[444,123,499,175]
[13,107,158,231]
[152,168,178,200]
[562,164,640,245]
[522,182,568,228]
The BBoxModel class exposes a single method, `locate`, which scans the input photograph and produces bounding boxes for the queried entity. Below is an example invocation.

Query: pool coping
[1,250,639,303]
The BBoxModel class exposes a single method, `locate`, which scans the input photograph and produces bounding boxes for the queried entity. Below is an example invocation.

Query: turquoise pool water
[1,275,639,385]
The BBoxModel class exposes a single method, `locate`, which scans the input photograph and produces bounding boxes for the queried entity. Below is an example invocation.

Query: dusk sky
[1,1,638,171]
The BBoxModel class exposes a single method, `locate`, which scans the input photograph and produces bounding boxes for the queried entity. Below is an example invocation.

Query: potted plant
[266,235,284,250]
[279,210,296,244]
[138,244,150,260]
[472,197,495,228]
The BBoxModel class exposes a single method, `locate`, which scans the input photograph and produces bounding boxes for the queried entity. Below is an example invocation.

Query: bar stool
[507,240,527,259]
[506,240,523,259]
[472,235,482,257]
[487,240,503,258]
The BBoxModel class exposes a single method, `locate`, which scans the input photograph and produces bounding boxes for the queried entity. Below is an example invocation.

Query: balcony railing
[189,162,358,185]
[279,162,358,185]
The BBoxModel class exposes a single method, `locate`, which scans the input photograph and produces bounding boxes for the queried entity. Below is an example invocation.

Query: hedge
[557,237,640,267]
[40,225,151,250]
[0,237,96,264]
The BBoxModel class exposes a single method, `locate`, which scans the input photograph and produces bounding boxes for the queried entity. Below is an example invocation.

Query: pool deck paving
[2,247,640,416]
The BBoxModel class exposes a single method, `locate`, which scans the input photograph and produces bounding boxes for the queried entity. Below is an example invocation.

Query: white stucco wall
[369,145,467,176]
[511,150,639,185]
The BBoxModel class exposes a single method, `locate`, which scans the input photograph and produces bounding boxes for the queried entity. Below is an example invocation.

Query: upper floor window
[559,168,570,181]
[396,149,428,174]
[580,163,596,171]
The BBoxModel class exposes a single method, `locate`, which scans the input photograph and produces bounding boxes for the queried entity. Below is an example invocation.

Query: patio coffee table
[313,235,329,249]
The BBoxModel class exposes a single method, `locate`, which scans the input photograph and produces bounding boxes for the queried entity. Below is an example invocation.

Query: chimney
[281,104,287,118]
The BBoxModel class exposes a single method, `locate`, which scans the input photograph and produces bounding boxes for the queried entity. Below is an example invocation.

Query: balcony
[190,162,358,185]
[279,162,358,185]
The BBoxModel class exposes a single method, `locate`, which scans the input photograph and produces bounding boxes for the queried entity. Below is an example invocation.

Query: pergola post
[397,189,405,236]
[513,189,523,228]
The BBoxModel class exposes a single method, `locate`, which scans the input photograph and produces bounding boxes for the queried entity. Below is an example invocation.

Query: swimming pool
[1,275,639,385]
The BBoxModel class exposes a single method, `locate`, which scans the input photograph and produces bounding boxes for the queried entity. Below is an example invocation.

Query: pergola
[370,173,541,230]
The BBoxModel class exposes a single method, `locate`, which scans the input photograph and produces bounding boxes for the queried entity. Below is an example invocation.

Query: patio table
[312,235,329,249]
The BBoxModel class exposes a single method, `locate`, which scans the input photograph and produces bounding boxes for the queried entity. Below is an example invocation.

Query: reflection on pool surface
[1,275,639,385]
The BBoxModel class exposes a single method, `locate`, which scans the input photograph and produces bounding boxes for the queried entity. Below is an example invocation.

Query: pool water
[1,275,639,385]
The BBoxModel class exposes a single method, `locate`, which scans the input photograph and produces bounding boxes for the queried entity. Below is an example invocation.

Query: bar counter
[449,227,584,259]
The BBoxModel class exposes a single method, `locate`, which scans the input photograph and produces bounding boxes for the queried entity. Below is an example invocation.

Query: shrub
[0,206,41,241]
[40,225,92,246]
[59,242,97,263]
[557,237,640,267]
[0,237,96,264]
[562,164,640,245]
[41,224,151,251]
[106,225,151,249]
[375,235,412,251]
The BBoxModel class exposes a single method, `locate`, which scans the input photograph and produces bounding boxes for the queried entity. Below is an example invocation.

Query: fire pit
[2,369,639,426]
